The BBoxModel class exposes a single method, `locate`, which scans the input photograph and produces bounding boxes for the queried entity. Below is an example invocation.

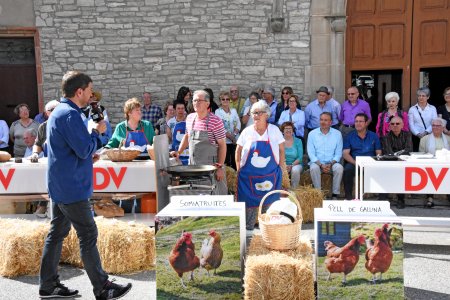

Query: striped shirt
[186,112,226,146]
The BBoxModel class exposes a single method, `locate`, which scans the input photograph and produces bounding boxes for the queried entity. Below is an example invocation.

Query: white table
[0,158,156,194]
[355,156,450,200]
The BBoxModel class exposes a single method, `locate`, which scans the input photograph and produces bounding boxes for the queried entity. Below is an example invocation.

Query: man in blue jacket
[39,71,132,300]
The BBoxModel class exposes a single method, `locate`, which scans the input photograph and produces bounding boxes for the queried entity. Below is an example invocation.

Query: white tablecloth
[355,156,450,200]
[0,158,156,194]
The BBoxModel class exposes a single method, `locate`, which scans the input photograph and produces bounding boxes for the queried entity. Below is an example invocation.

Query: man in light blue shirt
[307,112,343,199]
[305,86,339,131]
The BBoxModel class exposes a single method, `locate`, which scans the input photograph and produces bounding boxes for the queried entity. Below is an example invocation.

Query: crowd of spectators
[2,84,450,214]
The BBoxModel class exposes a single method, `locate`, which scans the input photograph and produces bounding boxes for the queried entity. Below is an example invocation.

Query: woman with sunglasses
[215,91,241,169]
[275,86,294,123]
[277,94,305,142]
[236,100,285,230]
[436,87,450,134]
[375,92,409,137]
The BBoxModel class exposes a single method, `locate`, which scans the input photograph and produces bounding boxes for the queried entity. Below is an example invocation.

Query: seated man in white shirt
[307,112,343,200]
[419,117,450,208]
[23,128,43,158]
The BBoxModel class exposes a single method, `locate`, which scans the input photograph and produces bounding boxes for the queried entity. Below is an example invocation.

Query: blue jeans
[39,200,108,296]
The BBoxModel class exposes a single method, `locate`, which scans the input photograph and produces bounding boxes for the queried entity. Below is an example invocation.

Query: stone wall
[33,0,311,124]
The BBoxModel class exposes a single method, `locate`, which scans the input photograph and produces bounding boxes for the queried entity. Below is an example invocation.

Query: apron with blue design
[125,121,150,154]
[237,127,282,208]
[171,121,189,165]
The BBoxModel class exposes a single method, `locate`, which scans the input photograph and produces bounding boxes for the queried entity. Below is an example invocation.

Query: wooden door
[0,37,38,126]
[0,65,38,126]
[346,0,413,108]
[411,0,450,102]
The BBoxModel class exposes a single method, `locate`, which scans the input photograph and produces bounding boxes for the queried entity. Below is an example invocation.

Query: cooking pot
[165,165,217,177]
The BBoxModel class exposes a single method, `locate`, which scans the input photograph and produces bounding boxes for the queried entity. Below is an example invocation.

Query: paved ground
[0,198,449,299]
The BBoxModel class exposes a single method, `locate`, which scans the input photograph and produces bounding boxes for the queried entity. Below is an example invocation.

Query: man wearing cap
[30,100,60,160]
[305,86,339,133]
[141,92,163,128]
[34,100,58,124]
[229,85,246,117]
[31,101,60,218]
[262,86,278,124]
[81,91,112,147]
[339,86,372,138]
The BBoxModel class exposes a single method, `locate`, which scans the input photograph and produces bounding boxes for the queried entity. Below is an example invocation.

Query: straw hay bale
[61,217,155,274]
[225,166,237,195]
[299,170,344,197]
[292,185,323,223]
[244,235,314,300]
[0,218,49,277]
[281,164,291,189]
[248,234,312,261]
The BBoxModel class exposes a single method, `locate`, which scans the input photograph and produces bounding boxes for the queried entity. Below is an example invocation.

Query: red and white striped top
[186,113,226,146]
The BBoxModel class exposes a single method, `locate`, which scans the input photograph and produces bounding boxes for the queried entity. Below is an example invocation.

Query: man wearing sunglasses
[380,116,413,208]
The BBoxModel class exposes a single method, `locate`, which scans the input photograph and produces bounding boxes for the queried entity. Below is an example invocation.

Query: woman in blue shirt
[281,121,303,188]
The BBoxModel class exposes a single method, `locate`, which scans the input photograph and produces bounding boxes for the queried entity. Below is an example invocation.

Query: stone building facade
[1,0,346,125]
[36,0,312,123]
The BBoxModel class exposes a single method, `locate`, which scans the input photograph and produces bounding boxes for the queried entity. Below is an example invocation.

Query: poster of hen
[316,221,404,299]
[155,216,242,300]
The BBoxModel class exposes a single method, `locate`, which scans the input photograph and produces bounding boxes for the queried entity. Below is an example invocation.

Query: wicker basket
[258,189,303,251]
[105,148,141,162]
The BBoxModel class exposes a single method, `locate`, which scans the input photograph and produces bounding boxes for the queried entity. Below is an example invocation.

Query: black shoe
[96,280,132,300]
[424,198,435,208]
[396,199,405,209]
[39,282,79,298]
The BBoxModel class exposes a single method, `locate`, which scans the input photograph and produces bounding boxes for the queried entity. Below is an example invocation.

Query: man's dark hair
[320,112,332,120]
[355,113,369,122]
[61,71,92,98]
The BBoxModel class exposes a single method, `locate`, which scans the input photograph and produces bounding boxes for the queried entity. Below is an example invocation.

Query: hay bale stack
[61,217,155,274]
[0,218,50,277]
[281,164,291,189]
[225,166,237,195]
[247,234,312,261]
[293,185,324,223]
[299,170,344,197]
[244,234,314,300]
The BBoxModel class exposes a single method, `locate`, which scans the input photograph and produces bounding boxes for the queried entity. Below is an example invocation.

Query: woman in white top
[277,94,305,139]
[242,92,260,128]
[408,87,437,151]
[236,100,285,230]
[215,91,241,169]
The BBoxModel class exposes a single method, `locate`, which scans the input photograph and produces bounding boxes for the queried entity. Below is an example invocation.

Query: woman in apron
[106,97,155,158]
[170,120,189,165]
[236,100,286,230]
